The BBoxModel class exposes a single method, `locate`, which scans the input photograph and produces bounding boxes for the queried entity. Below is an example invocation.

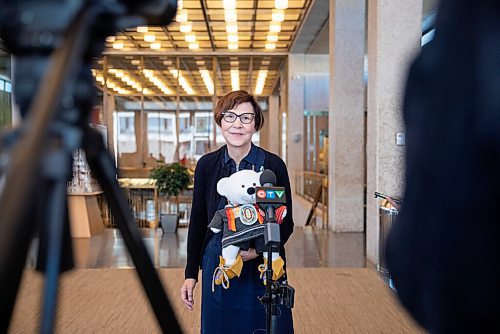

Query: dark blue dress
[201,232,294,334]
[200,146,294,333]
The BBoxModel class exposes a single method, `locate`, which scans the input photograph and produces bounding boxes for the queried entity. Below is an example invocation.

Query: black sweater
[185,145,295,280]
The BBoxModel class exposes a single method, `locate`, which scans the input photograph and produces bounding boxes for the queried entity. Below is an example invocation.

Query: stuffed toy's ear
[217,177,229,196]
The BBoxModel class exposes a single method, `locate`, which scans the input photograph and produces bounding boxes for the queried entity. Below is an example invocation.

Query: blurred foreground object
[386,0,500,333]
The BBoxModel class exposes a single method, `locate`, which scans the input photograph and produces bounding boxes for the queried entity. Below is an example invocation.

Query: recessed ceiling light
[269,22,281,33]
[265,43,276,50]
[272,9,285,22]
[275,0,288,10]
[112,42,124,49]
[150,42,161,49]
[223,0,236,10]
[226,24,238,34]
[267,34,279,42]
[227,34,239,43]
[224,9,237,22]
[189,43,199,50]
[228,43,238,50]
[144,34,156,42]
[180,22,192,33]
[137,26,148,33]
[185,34,196,43]
[176,9,188,23]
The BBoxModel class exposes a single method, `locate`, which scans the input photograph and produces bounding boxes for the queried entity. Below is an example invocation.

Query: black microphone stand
[262,204,281,333]
[257,170,294,334]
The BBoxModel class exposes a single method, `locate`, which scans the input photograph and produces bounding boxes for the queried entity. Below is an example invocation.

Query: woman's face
[220,102,256,149]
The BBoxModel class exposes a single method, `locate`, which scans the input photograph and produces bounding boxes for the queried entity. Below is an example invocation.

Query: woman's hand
[239,248,259,261]
[180,278,197,311]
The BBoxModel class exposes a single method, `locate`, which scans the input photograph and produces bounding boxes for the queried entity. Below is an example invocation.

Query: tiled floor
[28,226,366,269]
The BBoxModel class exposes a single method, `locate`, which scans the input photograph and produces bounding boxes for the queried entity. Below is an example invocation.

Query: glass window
[115,111,136,154]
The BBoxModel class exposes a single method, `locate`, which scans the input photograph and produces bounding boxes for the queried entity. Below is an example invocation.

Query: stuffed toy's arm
[276,205,287,224]
[209,210,223,233]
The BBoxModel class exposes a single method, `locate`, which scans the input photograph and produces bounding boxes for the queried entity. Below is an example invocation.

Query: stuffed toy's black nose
[247,187,255,195]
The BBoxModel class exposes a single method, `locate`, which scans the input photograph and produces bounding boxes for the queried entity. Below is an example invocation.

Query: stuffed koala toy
[209,169,286,290]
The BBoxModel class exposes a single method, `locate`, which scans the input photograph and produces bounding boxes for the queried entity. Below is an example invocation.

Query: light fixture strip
[255,70,268,95]
[199,69,214,95]
[230,69,240,91]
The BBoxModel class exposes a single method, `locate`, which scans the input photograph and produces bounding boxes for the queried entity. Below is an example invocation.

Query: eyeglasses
[221,111,255,124]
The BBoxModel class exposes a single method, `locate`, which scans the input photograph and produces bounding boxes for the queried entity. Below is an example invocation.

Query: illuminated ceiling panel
[103,0,311,53]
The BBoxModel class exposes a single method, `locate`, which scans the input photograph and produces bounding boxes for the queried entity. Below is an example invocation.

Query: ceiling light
[144,34,156,42]
[178,0,183,9]
[163,60,172,65]
[269,22,281,33]
[230,60,239,67]
[115,70,124,78]
[185,34,196,43]
[230,69,240,91]
[228,43,238,50]
[275,0,288,9]
[227,34,238,43]
[199,69,214,95]
[112,42,124,49]
[137,26,148,33]
[224,9,237,22]
[272,9,285,22]
[255,70,268,95]
[267,34,278,42]
[188,43,199,50]
[196,60,205,66]
[265,43,276,50]
[143,69,154,77]
[223,0,236,10]
[180,22,192,33]
[176,9,188,22]
[226,24,238,34]
[131,59,141,66]
[105,36,116,42]
[150,42,161,49]
[262,60,271,65]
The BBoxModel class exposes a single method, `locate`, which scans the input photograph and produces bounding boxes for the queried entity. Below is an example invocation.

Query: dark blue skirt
[201,233,294,334]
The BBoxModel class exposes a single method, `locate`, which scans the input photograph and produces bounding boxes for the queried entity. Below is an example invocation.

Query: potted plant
[150,162,192,232]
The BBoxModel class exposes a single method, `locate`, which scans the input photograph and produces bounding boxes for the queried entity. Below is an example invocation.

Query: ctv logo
[257,189,285,199]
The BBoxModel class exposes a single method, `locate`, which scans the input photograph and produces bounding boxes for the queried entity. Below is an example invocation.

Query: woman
[180,90,294,333]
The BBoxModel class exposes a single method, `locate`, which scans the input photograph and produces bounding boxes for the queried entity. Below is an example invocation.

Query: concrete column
[328,0,366,232]
[366,0,422,264]
[286,54,305,188]
[267,93,280,154]
[259,110,269,151]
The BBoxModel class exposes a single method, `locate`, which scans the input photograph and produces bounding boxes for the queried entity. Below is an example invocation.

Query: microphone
[260,169,277,187]
[256,169,286,205]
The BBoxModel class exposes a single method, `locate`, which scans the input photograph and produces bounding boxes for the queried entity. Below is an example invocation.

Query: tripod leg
[0,180,38,333]
[82,128,181,334]
[39,150,72,334]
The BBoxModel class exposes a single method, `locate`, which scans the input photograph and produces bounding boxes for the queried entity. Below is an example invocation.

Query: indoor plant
[150,162,192,232]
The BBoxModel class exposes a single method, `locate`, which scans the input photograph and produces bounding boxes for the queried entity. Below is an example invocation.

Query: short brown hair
[214,90,265,131]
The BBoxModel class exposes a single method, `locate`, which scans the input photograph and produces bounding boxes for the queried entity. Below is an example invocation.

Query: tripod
[256,170,295,334]
[0,1,181,333]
